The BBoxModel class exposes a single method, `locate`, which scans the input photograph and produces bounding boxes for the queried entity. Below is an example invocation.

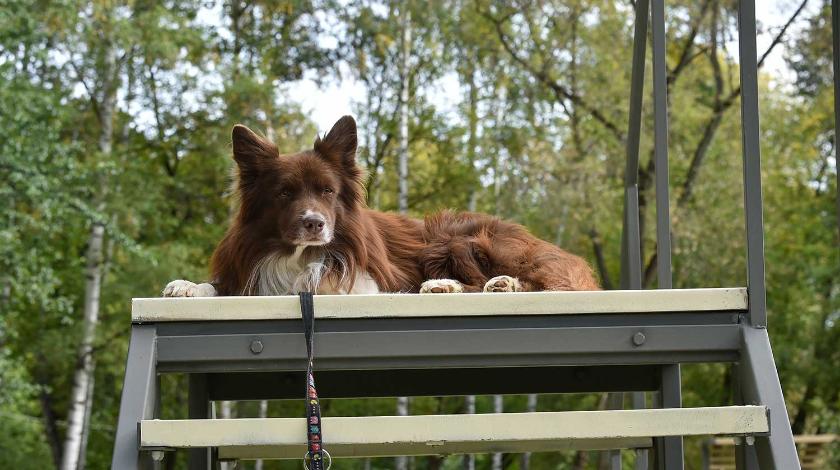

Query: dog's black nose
[302,214,326,234]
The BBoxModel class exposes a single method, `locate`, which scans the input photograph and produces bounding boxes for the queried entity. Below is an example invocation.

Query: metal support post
[111,325,158,469]
[188,374,212,470]
[739,327,800,469]
[737,0,768,327]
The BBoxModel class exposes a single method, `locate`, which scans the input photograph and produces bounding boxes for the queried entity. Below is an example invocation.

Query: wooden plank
[140,406,767,460]
[708,435,837,470]
[133,287,748,322]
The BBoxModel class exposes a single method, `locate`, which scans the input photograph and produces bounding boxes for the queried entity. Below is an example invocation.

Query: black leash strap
[299,292,329,470]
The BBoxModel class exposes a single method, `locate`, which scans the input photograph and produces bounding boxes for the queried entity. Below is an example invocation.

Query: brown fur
[209,116,599,295]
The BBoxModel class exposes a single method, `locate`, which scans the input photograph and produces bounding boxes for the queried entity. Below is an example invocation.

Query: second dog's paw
[483,275,522,293]
[162,280,217,297]
[419,279,464,294]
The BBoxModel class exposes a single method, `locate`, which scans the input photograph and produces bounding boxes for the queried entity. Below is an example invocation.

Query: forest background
[1,0,838,468]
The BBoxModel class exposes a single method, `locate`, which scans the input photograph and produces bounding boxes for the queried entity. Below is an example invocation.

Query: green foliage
[0,0,837,468]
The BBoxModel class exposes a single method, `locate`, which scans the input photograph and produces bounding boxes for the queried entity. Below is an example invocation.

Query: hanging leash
[299,292,330,470]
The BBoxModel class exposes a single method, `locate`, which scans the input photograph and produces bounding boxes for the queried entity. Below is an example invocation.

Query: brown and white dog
[163,116,599,297]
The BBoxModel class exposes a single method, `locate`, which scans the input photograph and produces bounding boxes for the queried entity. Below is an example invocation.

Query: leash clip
[303,449,332,470]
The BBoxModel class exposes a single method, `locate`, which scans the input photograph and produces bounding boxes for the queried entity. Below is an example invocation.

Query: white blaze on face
[299,209,333,245]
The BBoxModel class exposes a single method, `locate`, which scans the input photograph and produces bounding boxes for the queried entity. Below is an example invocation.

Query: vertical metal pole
[607,393,625,470]
[833,0,840,238]
[188,374,211,470]
[111,325,158,470]
[632,393,648,470]
[621,3,649,470]
[737,0,768,327]
[655,365,683,470]
[621,0,649,292]
[650,1,683,468]
[651,0,672,290]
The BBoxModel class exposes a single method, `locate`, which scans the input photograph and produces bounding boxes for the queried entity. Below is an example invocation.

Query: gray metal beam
[651,0,673,292]
[621,0,649,291]
[111,325,158,470]
[632,392,648,470]
[156,324,741,373]
[738,327,800,469]
[205,366,662,401]
[188,374,211,470]
[656,364,684,470]
[650,1,683,467]
[737,0,768,327]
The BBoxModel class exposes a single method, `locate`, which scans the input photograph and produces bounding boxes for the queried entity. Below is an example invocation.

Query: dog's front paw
[483,275,522,293]
[162,280,217,297]
[419,279,464,294]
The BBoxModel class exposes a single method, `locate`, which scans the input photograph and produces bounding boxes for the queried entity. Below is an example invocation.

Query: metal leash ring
[303,449,332,470]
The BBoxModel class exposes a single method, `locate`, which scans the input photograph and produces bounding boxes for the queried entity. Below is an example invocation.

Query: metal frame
[111,0,806,468]
[111,308,795,469]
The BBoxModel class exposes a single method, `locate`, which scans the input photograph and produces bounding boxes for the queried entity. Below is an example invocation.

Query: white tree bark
[60,221,105,470]
[397,1,411,214]
[60,15,116,468]
[462,395,476,470]
[491,395,504,470]
[395,396,409,470]
[219,402,235,470]
[255,400,268,470]
[520,394,538,469]
[396,4,412,469]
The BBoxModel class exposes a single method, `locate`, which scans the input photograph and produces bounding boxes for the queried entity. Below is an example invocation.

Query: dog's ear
[314,115,357,168]
[231,125,277,170]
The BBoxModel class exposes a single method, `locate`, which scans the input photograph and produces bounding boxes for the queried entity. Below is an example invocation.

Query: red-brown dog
[163,116,599,297]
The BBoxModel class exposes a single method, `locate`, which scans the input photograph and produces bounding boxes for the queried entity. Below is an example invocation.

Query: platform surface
[133,287,748,322]
[140,405,767,459]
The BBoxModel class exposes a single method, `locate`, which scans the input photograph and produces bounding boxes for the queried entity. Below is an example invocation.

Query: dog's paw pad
[420,279,464,294]
[162,280,217,297]
[483,275,521,293]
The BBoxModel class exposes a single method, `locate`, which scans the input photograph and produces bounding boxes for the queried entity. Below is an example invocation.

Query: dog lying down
[163,116,599,297]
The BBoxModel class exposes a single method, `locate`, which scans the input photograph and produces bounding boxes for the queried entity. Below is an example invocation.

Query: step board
[140,405,768,460]
[133,287,747,322]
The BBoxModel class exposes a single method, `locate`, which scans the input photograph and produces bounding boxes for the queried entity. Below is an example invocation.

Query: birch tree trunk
[491,394,504,470]
[60,15,117,469]
[255,400,268,470]
[490,79,506,470]
[60,221,106,470]
[462,395,475,470]
[397,1,411,215]
[519,394,538,469]
[396,3,412,469]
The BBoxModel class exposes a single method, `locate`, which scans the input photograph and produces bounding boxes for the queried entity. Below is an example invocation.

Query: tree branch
[588,228,614,290]
[482,8,626,142]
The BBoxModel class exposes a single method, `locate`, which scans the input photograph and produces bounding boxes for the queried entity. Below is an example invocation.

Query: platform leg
[188,374,212,470]
[739,327,800,469]
[606,393,624,469]
[655,364,683,470]
[111,325,158,470]
[632,392,649,470]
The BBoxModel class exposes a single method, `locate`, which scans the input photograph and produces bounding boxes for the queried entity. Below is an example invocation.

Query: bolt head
[632,332,646,346]
[250,339,264,354]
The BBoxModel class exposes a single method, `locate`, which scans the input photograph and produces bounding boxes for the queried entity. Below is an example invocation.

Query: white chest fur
[249,247,380,295]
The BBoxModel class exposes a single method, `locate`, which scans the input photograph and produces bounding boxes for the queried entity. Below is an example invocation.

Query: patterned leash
[300,292,330,470]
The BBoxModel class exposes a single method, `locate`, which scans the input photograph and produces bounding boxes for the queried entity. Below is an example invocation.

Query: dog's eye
[276,190,290,198]
[323,187,334,195]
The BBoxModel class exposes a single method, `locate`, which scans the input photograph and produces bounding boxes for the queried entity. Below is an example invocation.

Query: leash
[299,292,330,470]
